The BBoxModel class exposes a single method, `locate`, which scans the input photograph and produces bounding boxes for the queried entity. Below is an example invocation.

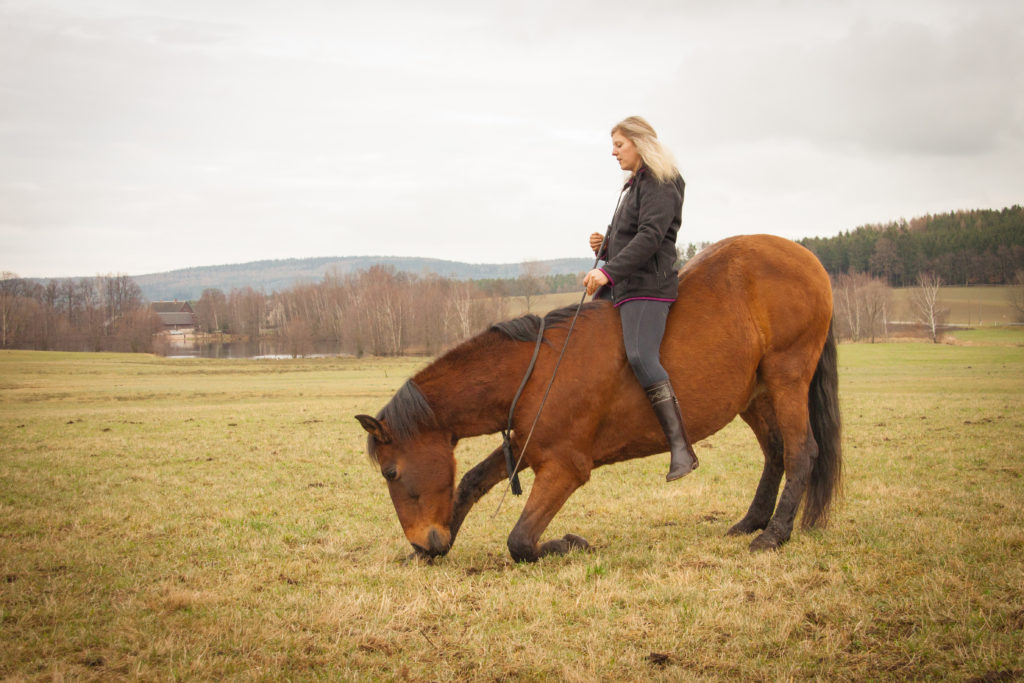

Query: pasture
[1,337,1023,680]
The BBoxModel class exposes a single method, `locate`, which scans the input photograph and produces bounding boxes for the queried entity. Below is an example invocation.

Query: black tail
[803,319,843,529]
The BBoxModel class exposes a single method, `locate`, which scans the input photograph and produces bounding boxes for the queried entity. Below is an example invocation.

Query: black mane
[367,379,437,462]
[490,301,605,343]
[366,301,606,462]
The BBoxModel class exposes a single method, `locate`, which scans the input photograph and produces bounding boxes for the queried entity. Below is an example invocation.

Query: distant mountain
[133,255,595,301]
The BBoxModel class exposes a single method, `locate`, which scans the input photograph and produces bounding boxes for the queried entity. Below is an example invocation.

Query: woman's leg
[618,299,670,387]
[619,300,698,481]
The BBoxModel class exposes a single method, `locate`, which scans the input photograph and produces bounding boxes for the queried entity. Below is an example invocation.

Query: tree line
[4,208,1022,354]
[0,265,579,355]
[0,272,162,352]
[195,266,517,356]
[798,206,1024,287]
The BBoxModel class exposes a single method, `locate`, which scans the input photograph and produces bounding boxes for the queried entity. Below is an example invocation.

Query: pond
[160,337,352,359]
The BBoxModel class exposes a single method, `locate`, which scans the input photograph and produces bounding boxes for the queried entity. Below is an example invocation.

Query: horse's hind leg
[728,392,785,536]
[749,380,818,552]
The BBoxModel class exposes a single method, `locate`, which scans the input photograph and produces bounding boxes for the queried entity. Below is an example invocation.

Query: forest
[798,206,1024,286]
[2,206,1023,354]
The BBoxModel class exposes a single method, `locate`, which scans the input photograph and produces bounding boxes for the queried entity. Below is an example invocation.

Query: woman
[582,116,698,482]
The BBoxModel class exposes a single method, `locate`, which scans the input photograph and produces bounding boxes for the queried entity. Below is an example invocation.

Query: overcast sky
[2,0,1022,279]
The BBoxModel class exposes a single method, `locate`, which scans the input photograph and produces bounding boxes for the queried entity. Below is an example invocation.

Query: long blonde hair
[611,116,679,183]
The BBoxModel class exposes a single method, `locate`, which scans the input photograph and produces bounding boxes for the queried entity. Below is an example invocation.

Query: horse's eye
[382,467,398,481]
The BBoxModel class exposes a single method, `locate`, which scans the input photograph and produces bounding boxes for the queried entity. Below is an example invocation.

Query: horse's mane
[367,379,437,463]
[366,301,607,463]
[490,301,605,343]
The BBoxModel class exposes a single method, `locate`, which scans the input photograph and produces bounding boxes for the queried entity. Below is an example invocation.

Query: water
[162,338,352,359]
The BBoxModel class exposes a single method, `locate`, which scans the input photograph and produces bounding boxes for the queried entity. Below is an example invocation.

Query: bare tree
[445,280,474,343]
[910,272,944,343]
[228,287,266,339]
[833,272,865,341]
[355,266,407,355]
[861,278,891,343]
[517,261,549,312]
[195,288,228,333]
[280,318,315,357]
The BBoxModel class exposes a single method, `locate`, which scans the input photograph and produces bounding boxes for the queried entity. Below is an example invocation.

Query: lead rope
[491,186,630,517]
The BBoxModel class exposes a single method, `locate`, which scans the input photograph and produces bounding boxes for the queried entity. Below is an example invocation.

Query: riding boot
[644,379,699,482]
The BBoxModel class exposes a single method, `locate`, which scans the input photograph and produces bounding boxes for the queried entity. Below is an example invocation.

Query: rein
[493,185,630,512]
[499,316,545,496]
[492,291,587,514]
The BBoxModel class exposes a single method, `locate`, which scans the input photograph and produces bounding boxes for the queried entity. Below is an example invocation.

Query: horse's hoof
[726,519,765,536]
[537,534,591,558]
[749,532,781,552]
[562,534,590,551]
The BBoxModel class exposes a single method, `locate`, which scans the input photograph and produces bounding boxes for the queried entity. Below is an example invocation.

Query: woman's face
[611,131,642,173]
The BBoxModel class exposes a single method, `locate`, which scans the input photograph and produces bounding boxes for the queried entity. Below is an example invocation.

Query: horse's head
[356,382,455,558]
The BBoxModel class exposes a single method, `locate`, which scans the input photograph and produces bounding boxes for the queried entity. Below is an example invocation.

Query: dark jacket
[598,166,685,305]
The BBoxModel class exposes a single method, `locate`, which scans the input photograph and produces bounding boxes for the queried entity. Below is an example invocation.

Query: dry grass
[1,343,1023,681]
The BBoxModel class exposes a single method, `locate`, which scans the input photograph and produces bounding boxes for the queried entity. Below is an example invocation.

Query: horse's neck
[414,332,532,438]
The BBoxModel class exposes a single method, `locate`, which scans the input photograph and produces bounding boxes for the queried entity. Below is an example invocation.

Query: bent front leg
[450,445,515,544]
[506,462,589,563]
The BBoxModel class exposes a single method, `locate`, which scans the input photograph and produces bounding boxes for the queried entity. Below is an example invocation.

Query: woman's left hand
[583,269,609,296]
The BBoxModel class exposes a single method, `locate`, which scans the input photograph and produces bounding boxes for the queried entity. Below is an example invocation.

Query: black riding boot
[645,379,699,482]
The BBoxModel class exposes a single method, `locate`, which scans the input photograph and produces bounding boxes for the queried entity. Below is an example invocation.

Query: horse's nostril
[428,528,448,555]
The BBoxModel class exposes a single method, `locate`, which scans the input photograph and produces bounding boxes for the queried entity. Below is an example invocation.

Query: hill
[133,256,595,301]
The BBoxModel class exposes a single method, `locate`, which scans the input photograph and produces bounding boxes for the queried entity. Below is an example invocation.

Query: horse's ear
[355,414,392,444]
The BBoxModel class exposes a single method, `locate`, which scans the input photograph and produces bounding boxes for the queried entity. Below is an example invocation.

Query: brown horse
[356,234,841,562]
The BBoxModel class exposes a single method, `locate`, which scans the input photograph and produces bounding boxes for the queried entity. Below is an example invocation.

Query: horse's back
[677,234,832,353]
[649,235,832,437]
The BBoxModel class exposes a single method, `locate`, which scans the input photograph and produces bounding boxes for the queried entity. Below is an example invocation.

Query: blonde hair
[611,116,679,183]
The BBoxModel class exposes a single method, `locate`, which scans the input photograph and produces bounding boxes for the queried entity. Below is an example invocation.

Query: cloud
[1,0,1021,277]
[673,3,1024,157]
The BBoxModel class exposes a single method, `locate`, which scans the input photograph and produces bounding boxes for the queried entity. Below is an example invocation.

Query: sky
[1,0,1022,279]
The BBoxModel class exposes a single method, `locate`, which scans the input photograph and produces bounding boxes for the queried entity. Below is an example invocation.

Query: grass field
[2,338,1023,681]
[889,285,1020,327]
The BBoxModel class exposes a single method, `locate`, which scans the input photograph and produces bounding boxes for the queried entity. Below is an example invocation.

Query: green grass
[890,284,1018,327]
[947,327,1024,346]
[1,345,1023,680]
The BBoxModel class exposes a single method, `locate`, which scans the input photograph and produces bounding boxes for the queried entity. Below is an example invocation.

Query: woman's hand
[589,232,605,254]
[583,269,609,296]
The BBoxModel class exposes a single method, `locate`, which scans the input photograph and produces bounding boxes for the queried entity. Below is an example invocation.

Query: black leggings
[618,299,671,388]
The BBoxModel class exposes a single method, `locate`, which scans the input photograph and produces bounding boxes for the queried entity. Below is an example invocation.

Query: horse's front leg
[449,445,512,544]
[506,461,589,563]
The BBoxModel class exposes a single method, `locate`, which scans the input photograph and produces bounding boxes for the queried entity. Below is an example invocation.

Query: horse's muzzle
[412,527,451,558]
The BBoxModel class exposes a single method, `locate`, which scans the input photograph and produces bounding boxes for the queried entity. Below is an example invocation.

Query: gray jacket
[598,167,685,305]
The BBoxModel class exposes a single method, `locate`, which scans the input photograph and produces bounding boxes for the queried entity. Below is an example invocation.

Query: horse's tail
[802,318,843,529]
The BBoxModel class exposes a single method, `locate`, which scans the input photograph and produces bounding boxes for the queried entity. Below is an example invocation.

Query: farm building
[151,301,196,332]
